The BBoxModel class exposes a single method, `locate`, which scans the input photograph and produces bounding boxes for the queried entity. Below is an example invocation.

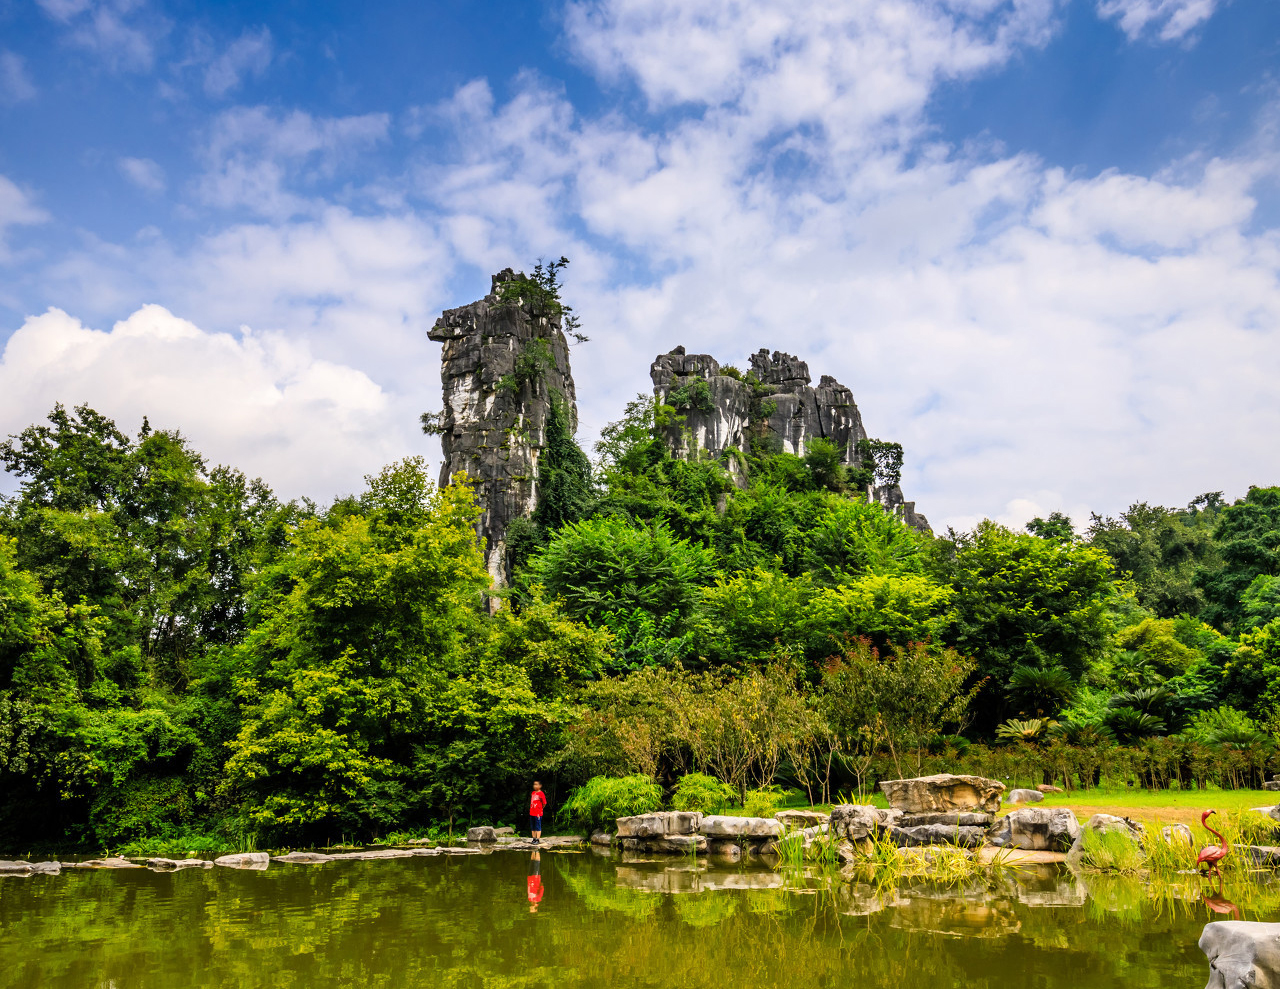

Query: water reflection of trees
[0,856,1236,988]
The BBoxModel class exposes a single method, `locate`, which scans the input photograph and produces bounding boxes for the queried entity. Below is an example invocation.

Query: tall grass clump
[1078,828,1147,874]
[560,775,663,833]
[743,785,785,818]
[671,773,737,812]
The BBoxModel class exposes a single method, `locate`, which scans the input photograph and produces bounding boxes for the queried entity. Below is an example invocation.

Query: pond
[0,848,1262,988]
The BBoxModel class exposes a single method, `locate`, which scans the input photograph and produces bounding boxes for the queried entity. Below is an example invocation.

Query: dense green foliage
[3,362,1279,848]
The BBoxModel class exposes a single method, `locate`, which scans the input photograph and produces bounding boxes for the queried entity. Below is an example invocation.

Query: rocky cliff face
[427,269,578,586]
[650,347,930,532]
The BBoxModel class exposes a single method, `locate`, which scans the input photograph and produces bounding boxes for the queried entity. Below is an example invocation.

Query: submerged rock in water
[146,858,213,871]
[990,808,1081,852]
[272,852,335,864]
[879,774,1005,815]
[0,860,60,875]
[69,857,141,870]
[213,852,270,870]
[1200,921,1280,989]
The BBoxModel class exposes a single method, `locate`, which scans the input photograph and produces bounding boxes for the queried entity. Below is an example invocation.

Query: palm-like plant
[1105,706,1166,743]
[1008,664,1078,716]
[995,718,1055,744]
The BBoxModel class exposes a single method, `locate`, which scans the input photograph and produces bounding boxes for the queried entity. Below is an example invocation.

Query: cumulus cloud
[0,305,411,499]
[117,156,166,194]
[203,27,272,97]
[0,51,37,104]
[36,0,160,72]
[13,0,1280,526]
[1096,0,1220,42]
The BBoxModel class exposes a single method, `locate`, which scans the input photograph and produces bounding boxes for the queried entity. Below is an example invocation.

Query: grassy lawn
[1025,787,1279,829]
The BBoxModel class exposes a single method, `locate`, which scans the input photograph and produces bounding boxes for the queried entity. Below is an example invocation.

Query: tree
[1198,487,1280,632]
[932,521,1115,731]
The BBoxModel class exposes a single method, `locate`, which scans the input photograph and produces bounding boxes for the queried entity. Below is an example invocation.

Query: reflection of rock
[466,826,497,842]
[775,810,829,830]
[991,808,1080,852]
[1006,789,1044,804]
[615,864,704,893]
[1162,824,1194,846]
[880,774,1005,815]
[836,881,902,916]
[889,893,1022,939]
[700,871,785,891]
[1200,921,1280,989]
[1009,870,1088,907]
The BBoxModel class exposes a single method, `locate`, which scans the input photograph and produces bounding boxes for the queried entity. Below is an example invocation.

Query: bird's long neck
[1205,819,1226,849]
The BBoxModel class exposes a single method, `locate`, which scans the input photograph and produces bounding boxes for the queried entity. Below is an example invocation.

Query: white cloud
[0,51,37,104]
[196,107,391,217]
[0,175,48,263]
[1096,0,1220,42]
[0,305,408,499]
[36,0,159,72]
[203,27,272,97]
[117,156,166,194]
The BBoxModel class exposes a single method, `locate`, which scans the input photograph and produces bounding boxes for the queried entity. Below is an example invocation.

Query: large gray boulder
[1162,824,1194,846]
[466,826,497,842]
[989,807,1081,852]
[214,852,270,870]
[1200,921,1280,988]
[879,774,1005,815]
[1006,788,1044,804]
[615,811,702,838]
[898,812,992,828]
[828,805,885,841]
[888,824,988,848]
[699,815,783,839]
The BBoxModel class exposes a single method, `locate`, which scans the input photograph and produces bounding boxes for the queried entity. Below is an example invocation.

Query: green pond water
[0,848,1268,988]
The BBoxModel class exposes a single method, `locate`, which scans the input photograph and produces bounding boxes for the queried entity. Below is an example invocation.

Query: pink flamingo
[1196,809,1229,878]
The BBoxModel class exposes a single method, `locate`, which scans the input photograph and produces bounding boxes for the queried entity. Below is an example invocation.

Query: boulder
[466,826,497,843]
[146,858,213,871]
[1082,813,1144,837]
[411,848,442,856]
[494,827,516,836]
[828,805,886,841]
[1263,781,1280,792]
[615,811,702,838]
[647,835,707,854]
[1200,921,1280,989]
[708,839,742,861]
[273,852,334,864]
[897,812,992,828]
[879,774,1005,815]
[1162,824,1194,846]
[989,807,1081,852]
[69,857,140,869]
[1240,846,1280,867]
[0,860,60,875]
[213,852,270,870]
[699,815,783,839]
[775,809,829,830]
[888,825,988,848]
[1037,784,1064,793]
[1006,789,1044,804]
[589,832,612,846]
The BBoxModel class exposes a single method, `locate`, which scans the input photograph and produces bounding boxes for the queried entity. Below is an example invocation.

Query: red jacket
[529,791,547,816]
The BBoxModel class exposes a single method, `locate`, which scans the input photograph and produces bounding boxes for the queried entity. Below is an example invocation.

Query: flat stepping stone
[0,860,61,875]
[68,857,141,869]
[145,858,213,871]
[272,852,335,864]
[976,847,1067,865]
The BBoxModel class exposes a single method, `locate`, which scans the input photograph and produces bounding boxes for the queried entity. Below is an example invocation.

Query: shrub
[559,775,663,833]
[743,785,784,819]
[671,773,736,812]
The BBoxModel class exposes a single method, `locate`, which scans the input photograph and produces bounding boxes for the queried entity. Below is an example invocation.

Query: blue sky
[0,0,1278,530]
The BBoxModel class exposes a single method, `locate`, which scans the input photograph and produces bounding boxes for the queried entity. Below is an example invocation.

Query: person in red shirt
[527,850,543,912]
[529,781,547,843]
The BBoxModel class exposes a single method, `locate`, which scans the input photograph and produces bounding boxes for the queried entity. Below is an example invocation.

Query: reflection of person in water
[527,851,543,913]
